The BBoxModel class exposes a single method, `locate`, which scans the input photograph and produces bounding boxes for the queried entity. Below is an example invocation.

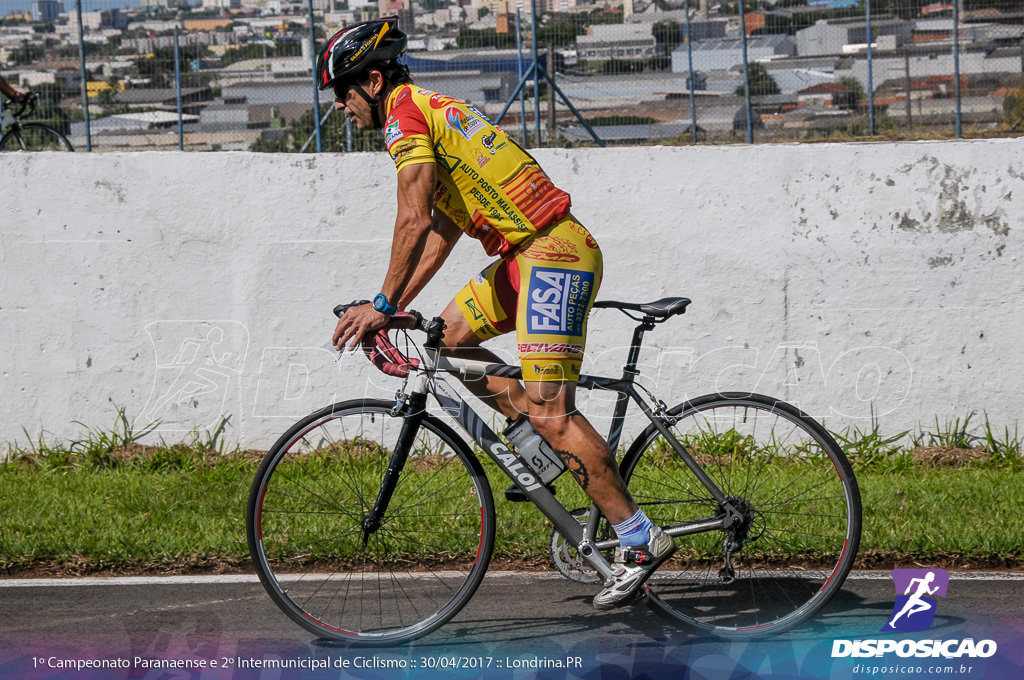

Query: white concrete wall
[2,140,1022,449]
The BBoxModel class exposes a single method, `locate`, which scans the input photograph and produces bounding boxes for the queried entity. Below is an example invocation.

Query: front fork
[360,389,428,545]
[361,319,449,543]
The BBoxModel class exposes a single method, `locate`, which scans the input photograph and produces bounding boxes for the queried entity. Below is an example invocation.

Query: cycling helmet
[316,17,407,92]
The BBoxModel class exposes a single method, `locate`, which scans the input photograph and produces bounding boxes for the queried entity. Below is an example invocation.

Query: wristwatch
[372,293,398,315]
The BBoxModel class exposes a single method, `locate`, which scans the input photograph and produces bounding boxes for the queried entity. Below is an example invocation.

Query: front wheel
[246,399,496,645]
[622,392,861,637]
[0,123,74,151]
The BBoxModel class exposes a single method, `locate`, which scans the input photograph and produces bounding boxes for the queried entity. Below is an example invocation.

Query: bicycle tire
[621,392,861,637]
[0,123,74,151]
[246,399,496,645]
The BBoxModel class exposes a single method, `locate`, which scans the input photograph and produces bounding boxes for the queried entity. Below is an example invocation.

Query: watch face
[373,294,386,311]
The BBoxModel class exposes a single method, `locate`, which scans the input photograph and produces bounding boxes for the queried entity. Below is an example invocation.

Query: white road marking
[1,570,1023,587]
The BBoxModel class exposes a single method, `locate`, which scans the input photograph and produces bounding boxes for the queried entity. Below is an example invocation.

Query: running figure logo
[882,568,950,632]
[142,321,249,432]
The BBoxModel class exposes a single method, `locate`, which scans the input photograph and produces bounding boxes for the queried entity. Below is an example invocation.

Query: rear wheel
[0,123,74,151]
[247,399,495,645]
[622,392,861,636]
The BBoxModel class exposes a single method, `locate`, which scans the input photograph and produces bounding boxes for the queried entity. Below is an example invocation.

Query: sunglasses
[333,81,357,102]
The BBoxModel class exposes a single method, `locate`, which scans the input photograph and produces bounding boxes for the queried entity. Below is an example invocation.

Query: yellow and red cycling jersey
[383,84,572,257]
[382,83,600,382]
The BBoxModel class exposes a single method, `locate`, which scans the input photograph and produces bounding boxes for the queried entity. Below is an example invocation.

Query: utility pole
[904,49,912,129]
[547,47,556,145]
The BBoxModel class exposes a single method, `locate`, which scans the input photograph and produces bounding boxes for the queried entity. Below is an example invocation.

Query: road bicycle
[246,296,861,645]
[0,93,74,152]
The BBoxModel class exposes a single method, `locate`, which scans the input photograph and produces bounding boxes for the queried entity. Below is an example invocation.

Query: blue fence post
[684,0,697,142]
[738,0,754,144]
[953,0,962,138]
[174,26,183,151]
[515,9,527,147]
[530,5,542,147]
[307,0,322,152]
[75,0,91,151]
[866,0,875,135]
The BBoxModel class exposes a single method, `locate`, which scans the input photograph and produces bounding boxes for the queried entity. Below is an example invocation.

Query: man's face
[332,74,379,130]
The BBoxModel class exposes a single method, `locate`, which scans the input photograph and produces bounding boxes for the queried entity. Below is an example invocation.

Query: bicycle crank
[549,508,610,584]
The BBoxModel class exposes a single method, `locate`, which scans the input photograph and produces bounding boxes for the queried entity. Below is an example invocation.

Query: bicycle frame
[370,314,745,582]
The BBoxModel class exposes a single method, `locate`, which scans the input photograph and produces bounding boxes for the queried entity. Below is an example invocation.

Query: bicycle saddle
[593,297,691,320]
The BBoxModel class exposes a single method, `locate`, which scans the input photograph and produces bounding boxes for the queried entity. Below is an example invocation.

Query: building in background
[577,24,656,63]
[31,0,62,22]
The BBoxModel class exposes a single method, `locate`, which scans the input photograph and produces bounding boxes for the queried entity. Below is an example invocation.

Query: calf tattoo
[558,450,590,491]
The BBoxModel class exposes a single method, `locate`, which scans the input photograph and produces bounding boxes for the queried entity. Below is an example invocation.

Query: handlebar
[334,300,437,378]
[3,92,38,119]
[333,300,428,332]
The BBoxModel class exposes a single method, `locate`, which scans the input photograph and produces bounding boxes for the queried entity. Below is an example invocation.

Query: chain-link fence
[1,0,1022,151]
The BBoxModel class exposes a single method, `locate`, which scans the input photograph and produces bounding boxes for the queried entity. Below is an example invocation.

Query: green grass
[1,412,1022,575]
[0,461,253,572]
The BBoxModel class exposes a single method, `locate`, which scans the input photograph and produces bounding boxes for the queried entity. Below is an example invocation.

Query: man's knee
[525,382,576,438]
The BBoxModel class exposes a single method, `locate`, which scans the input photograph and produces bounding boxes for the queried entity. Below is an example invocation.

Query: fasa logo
[882,568,950,632]
[526,267,594,336]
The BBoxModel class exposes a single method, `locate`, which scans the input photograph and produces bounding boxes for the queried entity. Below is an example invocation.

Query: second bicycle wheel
[247,399,495,645]
[0,123,74,151]
[621,392,861,637]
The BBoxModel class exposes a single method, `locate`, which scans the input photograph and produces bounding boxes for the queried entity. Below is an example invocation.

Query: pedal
[621,548,653,565]
[504,482,556,503]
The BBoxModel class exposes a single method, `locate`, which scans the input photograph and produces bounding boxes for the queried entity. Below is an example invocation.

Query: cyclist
[323,17,674,609]
[0,76,29,105]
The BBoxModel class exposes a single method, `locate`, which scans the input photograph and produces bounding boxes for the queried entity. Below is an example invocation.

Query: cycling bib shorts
[454,216,603,383]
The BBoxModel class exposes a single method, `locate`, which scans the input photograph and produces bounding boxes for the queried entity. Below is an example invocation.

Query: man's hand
[332,303,390,352]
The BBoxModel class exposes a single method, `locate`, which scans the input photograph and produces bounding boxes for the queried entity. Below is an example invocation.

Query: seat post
[622,317,656,381]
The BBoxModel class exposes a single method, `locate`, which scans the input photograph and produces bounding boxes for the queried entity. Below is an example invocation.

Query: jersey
[383,84,572,258]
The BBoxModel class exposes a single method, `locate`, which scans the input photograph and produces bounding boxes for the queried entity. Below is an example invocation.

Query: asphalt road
[2,572,1022,680]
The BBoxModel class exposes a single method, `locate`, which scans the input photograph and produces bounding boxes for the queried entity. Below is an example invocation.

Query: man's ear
[369,70,384,97]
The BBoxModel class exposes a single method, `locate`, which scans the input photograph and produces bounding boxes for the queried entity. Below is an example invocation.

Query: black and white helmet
[316,17,407,91]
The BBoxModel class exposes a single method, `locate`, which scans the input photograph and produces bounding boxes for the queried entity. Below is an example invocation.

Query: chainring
[549,507,612,584]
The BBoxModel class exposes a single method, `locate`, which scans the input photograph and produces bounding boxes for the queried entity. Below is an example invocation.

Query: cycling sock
[612,508,654,547]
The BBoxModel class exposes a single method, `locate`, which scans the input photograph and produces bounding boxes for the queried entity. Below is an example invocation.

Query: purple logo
[882,568,949,632]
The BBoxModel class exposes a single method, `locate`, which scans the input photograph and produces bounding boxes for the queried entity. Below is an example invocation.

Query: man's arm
[396,209,463,311]
[0,76,20,100]
[332,161,438,352]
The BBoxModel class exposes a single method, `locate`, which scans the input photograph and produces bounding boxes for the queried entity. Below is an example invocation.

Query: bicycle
[246,296,861,645]
[0,93,74,152]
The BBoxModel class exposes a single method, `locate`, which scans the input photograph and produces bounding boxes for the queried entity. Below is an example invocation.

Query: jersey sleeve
[384,89,435,172]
